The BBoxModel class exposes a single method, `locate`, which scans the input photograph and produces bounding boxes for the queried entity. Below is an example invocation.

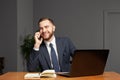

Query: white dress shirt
[44,36,60,68]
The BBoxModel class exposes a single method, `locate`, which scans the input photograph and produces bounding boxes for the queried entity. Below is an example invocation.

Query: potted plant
[20,34,35,61]
[21,34,41,71]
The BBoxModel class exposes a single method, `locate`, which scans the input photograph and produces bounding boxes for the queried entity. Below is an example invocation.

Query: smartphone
[38,36,42,40]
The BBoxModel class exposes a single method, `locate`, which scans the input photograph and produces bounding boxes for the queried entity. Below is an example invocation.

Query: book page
[24,70,56,79]
[24,73,40,79]
[41,70,56,78]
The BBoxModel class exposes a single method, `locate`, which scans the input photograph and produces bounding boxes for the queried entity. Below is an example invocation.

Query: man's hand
[34,32,43,49]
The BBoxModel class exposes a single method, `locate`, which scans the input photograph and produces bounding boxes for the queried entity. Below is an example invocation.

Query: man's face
[39,20,55,41]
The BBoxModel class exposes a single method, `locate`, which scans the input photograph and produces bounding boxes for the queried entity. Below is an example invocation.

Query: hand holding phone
[34,32,43,48]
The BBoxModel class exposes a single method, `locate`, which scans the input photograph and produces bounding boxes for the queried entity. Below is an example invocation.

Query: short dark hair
[38,17,55,25]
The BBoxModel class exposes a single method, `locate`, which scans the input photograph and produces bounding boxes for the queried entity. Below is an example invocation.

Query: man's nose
[42,28,46,32]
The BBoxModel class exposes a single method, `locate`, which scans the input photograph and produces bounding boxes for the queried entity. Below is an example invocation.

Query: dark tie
[50,43,60,72]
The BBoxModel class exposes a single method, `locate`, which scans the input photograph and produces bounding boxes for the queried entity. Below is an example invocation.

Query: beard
[42,31,54,41]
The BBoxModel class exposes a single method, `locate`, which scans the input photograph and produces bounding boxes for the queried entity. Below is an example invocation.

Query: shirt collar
[44,35,56,47]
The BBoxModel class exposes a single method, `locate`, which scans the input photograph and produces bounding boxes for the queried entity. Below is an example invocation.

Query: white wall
[33,0,120,73]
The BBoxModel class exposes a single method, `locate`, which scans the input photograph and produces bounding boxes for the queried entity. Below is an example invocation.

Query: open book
[24,70,56,79]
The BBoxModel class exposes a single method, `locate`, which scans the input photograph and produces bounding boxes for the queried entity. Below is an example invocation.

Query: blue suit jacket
[27,37,76,72]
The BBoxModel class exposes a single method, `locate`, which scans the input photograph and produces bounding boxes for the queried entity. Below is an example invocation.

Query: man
[27,17,76,72]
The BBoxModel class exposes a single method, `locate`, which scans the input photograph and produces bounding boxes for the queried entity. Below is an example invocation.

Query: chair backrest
[0,57,4,75]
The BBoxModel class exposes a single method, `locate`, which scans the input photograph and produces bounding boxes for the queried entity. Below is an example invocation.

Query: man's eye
[45,26,49,28]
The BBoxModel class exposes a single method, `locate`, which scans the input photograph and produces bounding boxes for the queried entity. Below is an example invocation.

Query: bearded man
[27,17,76,72]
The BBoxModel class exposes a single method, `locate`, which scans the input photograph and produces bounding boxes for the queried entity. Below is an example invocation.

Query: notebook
[57,49,109,77]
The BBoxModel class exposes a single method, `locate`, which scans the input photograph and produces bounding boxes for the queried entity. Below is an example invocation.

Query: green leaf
[20,34,35,61]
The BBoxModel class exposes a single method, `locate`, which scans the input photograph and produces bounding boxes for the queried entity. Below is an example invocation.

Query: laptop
[57,49,109,77]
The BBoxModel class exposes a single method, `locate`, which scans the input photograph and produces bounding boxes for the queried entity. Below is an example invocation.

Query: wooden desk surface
[0,72,120,80]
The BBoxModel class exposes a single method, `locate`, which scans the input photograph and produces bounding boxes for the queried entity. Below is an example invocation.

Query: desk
[0,72,120,80]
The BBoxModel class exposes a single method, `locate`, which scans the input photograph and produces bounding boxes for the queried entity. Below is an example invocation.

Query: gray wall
[0,0,17,72]
[33,0,120,73]
[33,0,106,49]
[0,0,33,72]
[0,0,120,73]
[17,0,33,71]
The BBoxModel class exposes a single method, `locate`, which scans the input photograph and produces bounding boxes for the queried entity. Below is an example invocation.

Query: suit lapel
[41,43,52,69]
[56,38,64,69]
[41,37,64,69]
